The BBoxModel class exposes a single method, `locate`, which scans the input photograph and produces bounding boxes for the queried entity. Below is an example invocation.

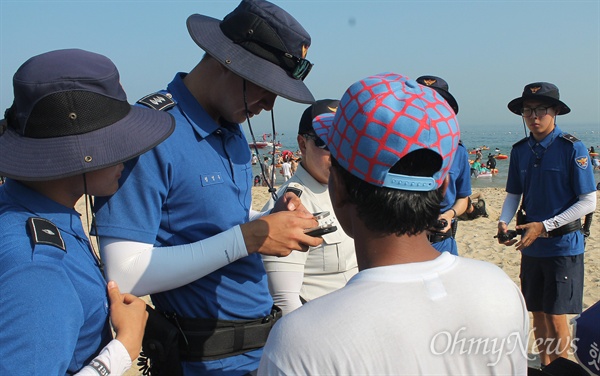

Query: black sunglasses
[303,133,328,150]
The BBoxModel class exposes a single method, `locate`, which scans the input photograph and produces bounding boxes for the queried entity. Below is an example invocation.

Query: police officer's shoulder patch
[575,155,589,170]
[560,133,580,144]
[27,217,66,251]
[137,92,175,111]
[513,137,528,147]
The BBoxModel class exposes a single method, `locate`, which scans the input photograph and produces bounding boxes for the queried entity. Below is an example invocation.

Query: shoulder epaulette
[560,133,580,144]
[137,92,176,111]
[513,137,528,147]
[27,217,65,251]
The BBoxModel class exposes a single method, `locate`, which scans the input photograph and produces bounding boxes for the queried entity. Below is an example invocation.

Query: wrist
[449,208,457,218]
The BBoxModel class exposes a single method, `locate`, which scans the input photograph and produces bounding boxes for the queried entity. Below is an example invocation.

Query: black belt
[171,306,282,361]
[427,229,453,243]
[539,219,582,238]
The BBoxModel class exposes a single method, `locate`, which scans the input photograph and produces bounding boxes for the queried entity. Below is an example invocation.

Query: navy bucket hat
[416,75,459,115]
[298,99,340,135]
[187,0,315,104]
[507,82,570,115]
[0,48,175,181]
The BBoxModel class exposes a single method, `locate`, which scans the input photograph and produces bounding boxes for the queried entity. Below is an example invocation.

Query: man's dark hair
[331,149,443,236]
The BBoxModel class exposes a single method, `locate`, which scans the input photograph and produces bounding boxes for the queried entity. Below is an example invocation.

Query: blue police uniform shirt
[506,126,596,257]
[0,180,111,375]
[94,73,272,375]
[433,143,472,255]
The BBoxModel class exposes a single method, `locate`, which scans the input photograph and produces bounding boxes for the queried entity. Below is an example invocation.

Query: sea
[250,123,600,190]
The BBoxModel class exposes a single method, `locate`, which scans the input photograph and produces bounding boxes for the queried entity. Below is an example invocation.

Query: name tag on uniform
[201,173,224,186]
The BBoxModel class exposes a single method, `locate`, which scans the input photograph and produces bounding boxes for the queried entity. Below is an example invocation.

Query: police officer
[417,75,472,255]
[93,1,321,374]
[0,49,174,374]
[498,82,596,366]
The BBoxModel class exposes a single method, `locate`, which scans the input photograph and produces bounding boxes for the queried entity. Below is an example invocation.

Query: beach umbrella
[572,299,600,375]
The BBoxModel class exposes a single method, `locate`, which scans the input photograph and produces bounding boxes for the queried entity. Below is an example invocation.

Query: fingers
[242,210,322,257]
[107,280,123,306]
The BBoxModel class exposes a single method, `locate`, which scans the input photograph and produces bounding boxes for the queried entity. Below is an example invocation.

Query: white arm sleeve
[99,226,248,297]
[249,208,271,222]
[499,193,521,225]
[542,191,596,231]
[75,339,131,376]
[266,270,305,315]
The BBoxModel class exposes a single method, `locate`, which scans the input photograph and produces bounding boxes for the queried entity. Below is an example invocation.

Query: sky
[1,0,599,137]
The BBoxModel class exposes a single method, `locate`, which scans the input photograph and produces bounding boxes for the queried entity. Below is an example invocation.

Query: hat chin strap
[242,79,279,201]
[82,173,105,276]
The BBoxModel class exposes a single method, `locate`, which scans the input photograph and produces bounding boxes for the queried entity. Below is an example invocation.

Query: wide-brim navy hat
[187,0,315,104]
[507,82,570,115]
[416,75,459,115]
[0,49,175,181]
[313,73,460,192]
[298,99,340,134]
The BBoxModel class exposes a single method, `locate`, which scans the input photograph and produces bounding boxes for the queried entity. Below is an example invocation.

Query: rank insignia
[27,217,66,251]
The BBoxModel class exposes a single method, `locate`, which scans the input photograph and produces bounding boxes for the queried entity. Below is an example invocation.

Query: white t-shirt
[259,252,529,375]
[281,161,292,177]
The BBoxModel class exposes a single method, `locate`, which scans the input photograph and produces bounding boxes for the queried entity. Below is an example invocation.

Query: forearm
[499,193,521,224]
[542,192,596,231]
[265,270,305,315]
[100,226,248,296]
[451,197,469,217]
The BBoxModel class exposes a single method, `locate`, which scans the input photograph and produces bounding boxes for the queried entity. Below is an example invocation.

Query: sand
[77,186,599,373]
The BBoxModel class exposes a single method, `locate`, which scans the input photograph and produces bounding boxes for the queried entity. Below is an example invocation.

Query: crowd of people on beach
[0,1,598,375]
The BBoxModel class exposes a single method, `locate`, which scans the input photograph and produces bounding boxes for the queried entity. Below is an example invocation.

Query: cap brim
[0,106,175,181]
[187,14,315,104]
[507,96,571,115]
[434,89,459,115]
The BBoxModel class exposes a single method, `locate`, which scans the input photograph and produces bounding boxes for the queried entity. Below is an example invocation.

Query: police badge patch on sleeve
[27,217,66,251]
[575,155,589,170]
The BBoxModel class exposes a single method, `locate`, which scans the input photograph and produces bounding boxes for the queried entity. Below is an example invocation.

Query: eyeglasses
[521,105,554,118]
[303,133,328,150]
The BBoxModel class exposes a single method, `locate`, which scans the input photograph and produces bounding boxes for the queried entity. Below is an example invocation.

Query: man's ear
[297,134,307,155]
[329,165,349,208]
[440,175,450,196]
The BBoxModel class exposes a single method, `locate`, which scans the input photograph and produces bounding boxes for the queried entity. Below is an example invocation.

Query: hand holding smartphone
[304,211,337,237]
[304,224,337,237]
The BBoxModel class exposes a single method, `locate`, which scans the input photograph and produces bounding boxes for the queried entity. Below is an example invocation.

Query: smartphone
[304,224,337,237]
[312,211,330,220]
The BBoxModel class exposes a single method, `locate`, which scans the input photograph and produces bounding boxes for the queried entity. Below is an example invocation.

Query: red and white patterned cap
[314,72,460,191]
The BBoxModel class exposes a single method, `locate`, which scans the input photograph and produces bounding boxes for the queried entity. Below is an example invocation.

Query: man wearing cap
[261,100,358,315]
[0,49,175,375]
[259,73,529,374]
[93,0,321,374]
[416,75,471,255]
[498,82,596,365]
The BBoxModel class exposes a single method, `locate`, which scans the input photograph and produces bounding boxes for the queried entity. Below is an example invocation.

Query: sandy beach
[78,186,599,374]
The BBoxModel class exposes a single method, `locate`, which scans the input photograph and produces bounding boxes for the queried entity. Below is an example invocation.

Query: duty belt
[538,219,582,238]
[170,305,282,361]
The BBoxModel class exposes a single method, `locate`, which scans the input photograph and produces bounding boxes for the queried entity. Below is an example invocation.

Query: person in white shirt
[259,73,529,375]
[262,100,357,315]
